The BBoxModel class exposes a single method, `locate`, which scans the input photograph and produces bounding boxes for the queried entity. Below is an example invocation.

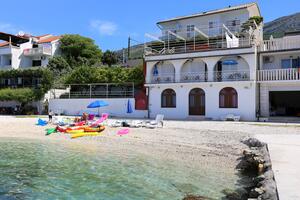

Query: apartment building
[143,3,300,121]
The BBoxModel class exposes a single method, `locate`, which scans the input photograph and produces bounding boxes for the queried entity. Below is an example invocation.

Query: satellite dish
[18,31,25,36]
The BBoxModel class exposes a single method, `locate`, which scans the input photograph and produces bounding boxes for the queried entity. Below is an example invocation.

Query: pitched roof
[38,36,61,43]
[157,2,260,24]
[35,34,52,39]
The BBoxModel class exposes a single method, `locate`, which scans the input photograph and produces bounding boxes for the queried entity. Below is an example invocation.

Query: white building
[144,3,300,121]
[0,32,61,113]
[0,32,61,70]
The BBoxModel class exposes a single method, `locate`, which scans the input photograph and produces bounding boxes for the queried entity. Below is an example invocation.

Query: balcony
[144,24,253,56]
[23,47,52,57]
[257,68,300,82]
[147,70,251,84]
[260,38,300,52]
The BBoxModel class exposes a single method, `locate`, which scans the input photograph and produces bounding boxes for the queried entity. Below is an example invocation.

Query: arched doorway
[189,88,205,115]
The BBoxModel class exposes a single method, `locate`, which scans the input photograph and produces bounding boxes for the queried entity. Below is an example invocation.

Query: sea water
[0,139,237,200]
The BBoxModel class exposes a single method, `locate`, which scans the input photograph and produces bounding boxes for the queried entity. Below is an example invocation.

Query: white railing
[0,46,12,55]
[151,74,175,84]
[257,68,300,81]
[214,70,250,82]
[180,72,207,82]
[23,47,52,56]
[260,38,300,52]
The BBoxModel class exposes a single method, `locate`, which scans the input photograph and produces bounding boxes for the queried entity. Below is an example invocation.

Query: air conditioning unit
[263,56,274,63]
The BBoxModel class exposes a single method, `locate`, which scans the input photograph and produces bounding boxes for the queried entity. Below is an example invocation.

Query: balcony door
[189,88,205,116]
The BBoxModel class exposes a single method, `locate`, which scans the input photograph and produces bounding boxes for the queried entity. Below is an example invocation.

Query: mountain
[264,12,300,38]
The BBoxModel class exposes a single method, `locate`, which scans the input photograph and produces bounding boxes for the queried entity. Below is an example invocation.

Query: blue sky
[0,0,299,50]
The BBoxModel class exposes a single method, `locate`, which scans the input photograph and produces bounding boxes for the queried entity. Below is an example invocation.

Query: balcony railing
[23,47,52,56]
[260,38,300,52]
[144,24,254,56]
[145,38,252,56]
[257,68,300,82]
[180,72,207,82]
[147,70,251,84]
[214,70,250,82]
[151,74,175,84]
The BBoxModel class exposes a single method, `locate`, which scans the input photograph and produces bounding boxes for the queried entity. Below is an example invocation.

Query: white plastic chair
[146,114,164,128]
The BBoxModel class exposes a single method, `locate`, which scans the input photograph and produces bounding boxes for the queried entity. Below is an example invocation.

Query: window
[209,21,216,29]
[187,25,195,38]
[32,60,42,67]
[161,89,176,108]
[281,58,300,69]
[219,87,238,108]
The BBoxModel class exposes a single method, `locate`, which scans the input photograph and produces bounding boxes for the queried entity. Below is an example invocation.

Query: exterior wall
[260,51,300,70]
[260,82,300,117]
[158,9,251,37]
[148,81,256,121]
[49,98,148,119]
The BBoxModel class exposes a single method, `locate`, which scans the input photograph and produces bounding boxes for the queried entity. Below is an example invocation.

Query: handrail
[260,38,300,51]
[257,68,300,81]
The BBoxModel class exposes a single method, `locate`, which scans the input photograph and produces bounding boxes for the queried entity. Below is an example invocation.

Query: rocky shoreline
[223,138,278,200]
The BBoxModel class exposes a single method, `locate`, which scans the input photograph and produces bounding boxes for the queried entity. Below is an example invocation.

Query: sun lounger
[90,113,109,127]
[145,114,164,128]
[222,114,240,121]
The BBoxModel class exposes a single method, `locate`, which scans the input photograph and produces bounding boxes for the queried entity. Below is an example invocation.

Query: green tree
[241,16,264,32]
[60,34,102,66]
[101,50,118,67]
[47,56,71,76]
[0,88,38,109]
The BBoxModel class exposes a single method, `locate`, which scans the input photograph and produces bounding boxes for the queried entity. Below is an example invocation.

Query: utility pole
[127,37,131,60]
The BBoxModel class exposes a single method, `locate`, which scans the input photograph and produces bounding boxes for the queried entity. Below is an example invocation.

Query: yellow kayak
[71,132,102,139]
[66,129,85,134]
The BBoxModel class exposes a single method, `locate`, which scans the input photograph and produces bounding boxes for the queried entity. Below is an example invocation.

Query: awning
[0,32,29,44]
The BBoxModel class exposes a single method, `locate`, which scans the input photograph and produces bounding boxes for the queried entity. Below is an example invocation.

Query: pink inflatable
[117,129,129,136]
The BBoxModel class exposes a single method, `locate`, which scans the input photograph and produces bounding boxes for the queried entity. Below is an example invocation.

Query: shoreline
[1,117,299,199]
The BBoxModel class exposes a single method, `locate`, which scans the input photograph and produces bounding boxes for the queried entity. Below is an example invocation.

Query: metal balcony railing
[180,72,208,82]
[214,70,250,82]
[144,24,254,56]
[147,70,251,84]
[151,74,175,84]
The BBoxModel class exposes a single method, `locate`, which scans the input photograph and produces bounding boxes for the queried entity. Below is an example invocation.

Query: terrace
[144,24,254,56]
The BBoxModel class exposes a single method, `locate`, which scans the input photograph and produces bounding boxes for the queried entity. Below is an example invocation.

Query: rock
[249,187,265,198]
[222,188,248,200]
[182,195,211,200]
[243,138,265,148]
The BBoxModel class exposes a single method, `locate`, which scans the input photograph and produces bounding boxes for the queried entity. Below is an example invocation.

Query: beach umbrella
[222,60,238,65]
[127,99,133,114]
[87,100,109,116]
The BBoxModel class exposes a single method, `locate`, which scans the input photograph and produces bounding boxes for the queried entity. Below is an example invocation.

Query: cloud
[90,20,118,36]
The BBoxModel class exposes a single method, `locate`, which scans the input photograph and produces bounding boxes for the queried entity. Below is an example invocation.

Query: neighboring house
[0,32,61,114]
[144,2,300,120]
[258,31,300,119]
[0,32,61,70]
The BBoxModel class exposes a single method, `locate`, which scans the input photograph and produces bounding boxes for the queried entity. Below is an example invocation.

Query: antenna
[18,31,25,36]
